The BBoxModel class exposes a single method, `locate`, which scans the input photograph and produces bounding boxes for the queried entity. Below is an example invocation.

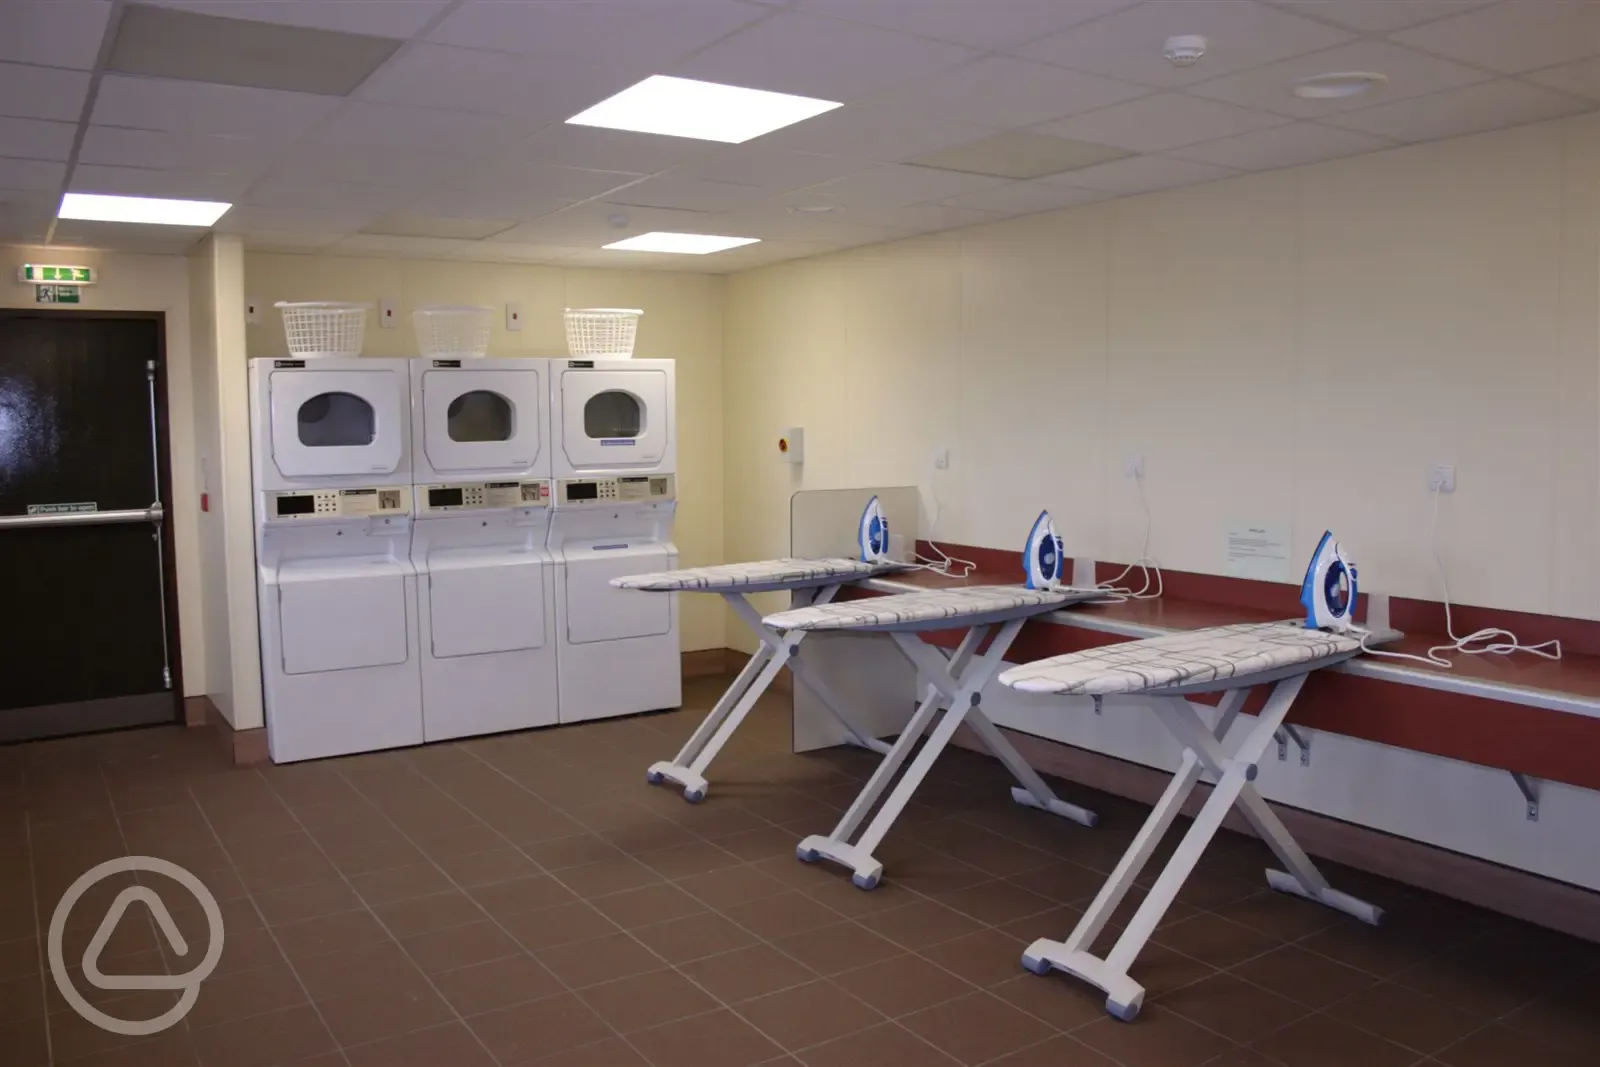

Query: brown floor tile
[522,834,630,871]
[1500,986,1600,1058]
[185,959,308,1028]
[710,827,803,863]
[401,919,521,975]
[834,953,974,1017]
[252,879,364,926]
[372,889,484,938]
[0,974,42,1025]
[901,989,1057,1065]
[469,875,579,919]
[1211,890,1342,942]
[1250,1012,1418,1067]
[468,992,614,1063]
[344,1021,496,1067]
[345,862,455,906]
[868,898,985,951]
[1437,1021,1595,1067]
[683,943,818,1003]
[799,875,921,919]
[675,865,791,910]
[635,840,744,880]
[580,967,720,1032]
[591,882,707,929]
[1161,972,1311,1044]
[935,878,1058,926]
[735,979,884,1051]
[990,972,1108,1031]
[0,938,40,981]
[1390,946,1556,1020]
[536,933,666,988]
[1295,921,1448,981]
[326,840,430,878]
[628,1008,784,1067]
[433,952,564,1015]
[431,847,541,888]
[1076,1005,1234,1067]
[985,1035,1120,1066]
[797,1021,961,1066]
[54,1030,200,1067]
[1232,945,1379,1009]
[555,856,664,899]
[274,908,393,963]
[291,941,423,1002]
[771,921,902,976]
[1329,981,1483,1056]
[632,911,759,964]
[189,1004,336,1067]
[499,901,620,952]
[411,823,509,861]
[518,1036,652,1066]
[317,981,455,1047]
[1154,913,1281,970]
[918,927,1034,988]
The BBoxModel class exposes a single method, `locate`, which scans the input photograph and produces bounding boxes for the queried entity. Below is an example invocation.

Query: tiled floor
[2,674,1598,1067]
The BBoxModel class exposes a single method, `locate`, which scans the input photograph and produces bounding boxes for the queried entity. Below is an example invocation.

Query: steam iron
[858,496,890,563]
[1301,531,1358,631]
[1023,510,1064,590]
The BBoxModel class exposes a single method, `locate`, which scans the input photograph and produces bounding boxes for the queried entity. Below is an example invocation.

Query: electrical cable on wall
[912,481,976,579]
[1360,488,1561,668]
[1094,468,1163,602]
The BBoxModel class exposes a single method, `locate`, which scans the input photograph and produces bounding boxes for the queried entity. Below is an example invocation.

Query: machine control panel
[269,486,411,520]
[418,480,550,514]
[555,475,675,506]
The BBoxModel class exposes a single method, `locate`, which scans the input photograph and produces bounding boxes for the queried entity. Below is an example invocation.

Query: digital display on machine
[567,482,599,501]
[429,487,464,508]
[277,495,316,516]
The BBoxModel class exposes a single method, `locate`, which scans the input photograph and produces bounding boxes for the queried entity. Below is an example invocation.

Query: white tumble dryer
[548,357,681,723]
[248,357,423,764]
[410,357,558,741]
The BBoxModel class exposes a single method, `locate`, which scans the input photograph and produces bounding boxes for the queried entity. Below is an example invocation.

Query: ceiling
[1,0,1597,272]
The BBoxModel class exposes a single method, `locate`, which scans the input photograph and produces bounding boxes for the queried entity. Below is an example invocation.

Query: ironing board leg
[787,655,891,756]
[797,623,1023,890]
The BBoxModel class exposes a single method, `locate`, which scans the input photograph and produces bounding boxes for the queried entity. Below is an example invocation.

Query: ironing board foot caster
[1020,952,1051,976]
[1107,998,1141,1023]
[794,835,884,890]
[645,762,710,803]
[1265,869,1384,925]
[1019,941,1146,1023]
[1009,786,1099,828]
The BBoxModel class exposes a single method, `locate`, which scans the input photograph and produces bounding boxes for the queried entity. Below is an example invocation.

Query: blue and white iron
[1023,510,1064,590]
[1300,531,1358,632]
[857,496,890,564]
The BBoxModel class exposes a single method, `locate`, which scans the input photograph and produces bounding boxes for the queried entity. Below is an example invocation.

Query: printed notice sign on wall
[1226,522,1291,582]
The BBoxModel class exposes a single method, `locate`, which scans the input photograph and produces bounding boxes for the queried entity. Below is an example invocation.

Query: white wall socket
[245,298,261,325]
[506,302,523,332]
[933,448,950,471]
[1428,463,1456,493]
[378,298,398,328]
[1124,455,1144,479]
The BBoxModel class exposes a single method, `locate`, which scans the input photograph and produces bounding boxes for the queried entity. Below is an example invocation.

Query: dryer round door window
[447,390,514,443]
[584,390,643,439]
[297,392,376,447]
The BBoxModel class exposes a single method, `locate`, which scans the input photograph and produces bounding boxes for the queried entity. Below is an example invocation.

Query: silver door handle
[0,504,164,530]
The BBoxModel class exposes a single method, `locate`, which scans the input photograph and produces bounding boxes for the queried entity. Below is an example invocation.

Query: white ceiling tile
[0,62,92,122]
[79,126,278,171]
[1043,153,1241,193]
[430,1,766,66]
[139,0,451,38]
[213,204,381,234]
[875,200,1005,233]
[869,57,1151,130]
[447,242,585,263]
[1392,3,1600,74]
[684,237,841,271]
[422,164,644,219]
[0,117,77,162]
[1186,39,1491,119]
[91,75,340,138]
[0,157,66,192]
[1262,1,1495,33]
[1528,57,1600,101]
[1167,120,1395,169]
[305,101,510,156]
[490,203,739,246]
[670,148,869,191]
[714,204,906,244]
[758,104,995,162]
[935,180,1113,214]
[326,234,483,258]
[602,175,770,213]
[49,220,209,254]
[1018,1,1355,88]
[244,175,412,213]
[265,143,459,187]
[513,123,718,174]
[798,164,1011,210]
[241,230,345,251]
[70,163,253,200]
[1038,93,1288,151]
[0,1,112,70]
[1324,79,1594,142]
[358,43,636,122]
[673,11,979,102]
[794,0,1140,50]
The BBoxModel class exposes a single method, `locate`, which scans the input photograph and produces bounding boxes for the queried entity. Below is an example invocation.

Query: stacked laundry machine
[250,305,679,762]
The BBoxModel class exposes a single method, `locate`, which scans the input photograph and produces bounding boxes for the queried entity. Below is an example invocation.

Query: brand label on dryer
[432,359,461,368]
[274,359,305,368]
[600,439,635,446]
[567,360,594,368]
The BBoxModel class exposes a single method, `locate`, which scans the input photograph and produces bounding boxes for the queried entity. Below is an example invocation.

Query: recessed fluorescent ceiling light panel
[567,75,840,143]
[603,232,759,254]
[59,193,231,226]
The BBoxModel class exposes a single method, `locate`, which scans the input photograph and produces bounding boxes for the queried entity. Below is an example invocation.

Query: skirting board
[191,695,268,767]
[949,721,1600,945]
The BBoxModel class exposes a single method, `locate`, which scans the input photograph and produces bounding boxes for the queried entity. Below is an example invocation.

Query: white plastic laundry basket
[414,304,493,359]
[276,301,372,359]
[564,307,642,358]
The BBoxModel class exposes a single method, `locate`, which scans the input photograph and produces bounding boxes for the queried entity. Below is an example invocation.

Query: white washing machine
[248,357,423,763]
[548,358,681,723]
[410,357,558,741]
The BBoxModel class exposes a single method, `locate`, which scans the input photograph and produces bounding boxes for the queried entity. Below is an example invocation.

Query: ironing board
[614,558,910,802]
[998,620,1392,1022]
[764,584,1106,890]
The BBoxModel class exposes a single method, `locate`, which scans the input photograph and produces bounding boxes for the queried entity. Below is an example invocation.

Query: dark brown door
[0,311,179,741]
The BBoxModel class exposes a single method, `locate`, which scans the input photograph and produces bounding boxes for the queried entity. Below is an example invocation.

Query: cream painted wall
[243,254,727,652]
[725,114,1600,637]
[2,245,208,696]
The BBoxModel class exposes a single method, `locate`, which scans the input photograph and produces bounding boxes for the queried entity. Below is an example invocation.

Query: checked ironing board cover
[612,558,908,592]
[765,584,1096,632]
[999,621,1363,696]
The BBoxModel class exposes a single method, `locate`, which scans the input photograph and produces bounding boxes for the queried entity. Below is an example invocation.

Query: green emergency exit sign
[35,284,81,304]
[18,264,94,284]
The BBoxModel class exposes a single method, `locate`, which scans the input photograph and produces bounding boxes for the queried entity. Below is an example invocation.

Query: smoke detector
[1163,35,1207,67]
